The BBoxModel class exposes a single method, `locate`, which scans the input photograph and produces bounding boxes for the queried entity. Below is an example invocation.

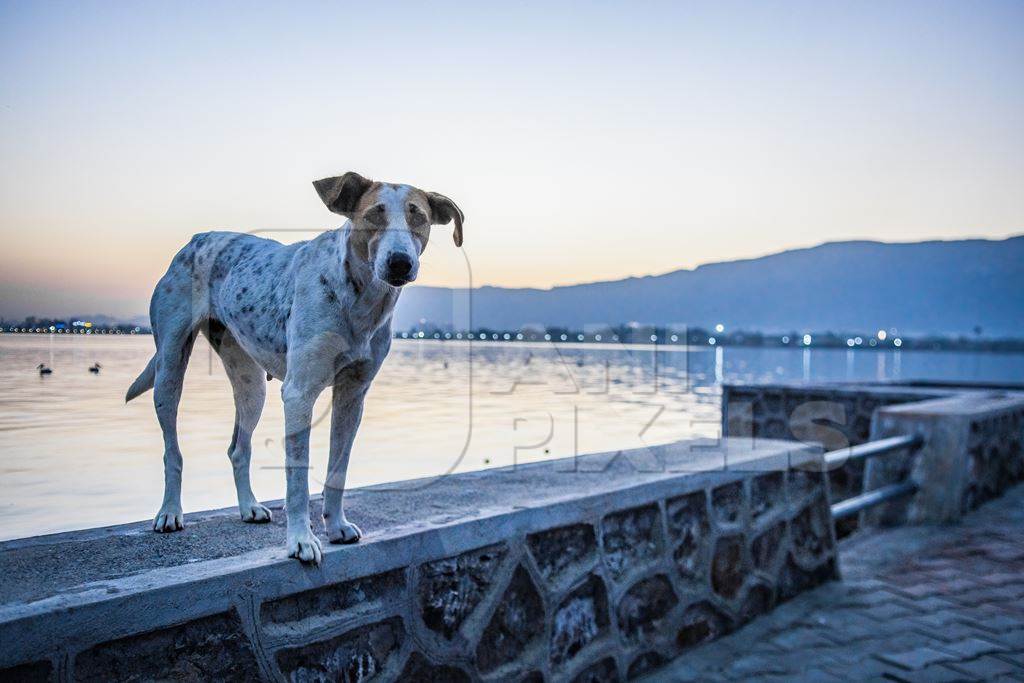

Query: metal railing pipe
[824,433,923,467]
[830,480,919,520]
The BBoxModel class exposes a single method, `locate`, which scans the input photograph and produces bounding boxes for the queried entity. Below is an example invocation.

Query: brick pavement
[648,484,1024,682]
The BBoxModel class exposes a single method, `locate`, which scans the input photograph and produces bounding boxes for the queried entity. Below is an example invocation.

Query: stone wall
[866,393,1024,525]
[0,439,836,682]
[721,382,946,535]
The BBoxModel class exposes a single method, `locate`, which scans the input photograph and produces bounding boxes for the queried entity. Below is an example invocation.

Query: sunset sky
[1,1,1022,318]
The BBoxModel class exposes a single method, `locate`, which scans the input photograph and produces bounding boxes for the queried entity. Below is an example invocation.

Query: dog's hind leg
[216,330,271,523]
[152,322,198,533]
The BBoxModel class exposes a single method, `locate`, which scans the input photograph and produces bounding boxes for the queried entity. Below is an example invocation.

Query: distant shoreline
[3,325,1023,354]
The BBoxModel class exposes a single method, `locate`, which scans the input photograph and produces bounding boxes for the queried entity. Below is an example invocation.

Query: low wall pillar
[865,393,1024,525]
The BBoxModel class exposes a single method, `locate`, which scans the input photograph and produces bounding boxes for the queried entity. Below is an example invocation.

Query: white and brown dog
[126,172,464,563]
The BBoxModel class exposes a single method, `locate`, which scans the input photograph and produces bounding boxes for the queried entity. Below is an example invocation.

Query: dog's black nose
[386,253,414,280]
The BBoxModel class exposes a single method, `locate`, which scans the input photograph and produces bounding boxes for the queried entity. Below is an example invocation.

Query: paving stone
[766,651,844,677]
[966,602,1022,617]
[994,602,1024,619]
[646,485,1024,682]
[842,590,901,607]
[967,613,1024,634]
[796,645,864,667]
[843,579,896,594]
[822,656,897,678]
[888,583,943,599]
[935,636,1006,659]
[770,628,839,651]
[884,633,944,652]
[995,650,1024,665]
[725,653,790,677]
[915,621,998,644]
[798,669,846,682]
[876,647,955,671]
[904,609,976,630]
[901,596,961,612]
[799,612,879,641]
[884,663,980,683]
[979,573,1024,588]
[947,655,1021,679]
[860,602,920,621]
[919,578,981,597]
[833,641,900,663]
[986,547,1024,563]
[951,587,1023,606]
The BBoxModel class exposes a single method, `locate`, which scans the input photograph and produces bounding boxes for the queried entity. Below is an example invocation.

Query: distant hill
[394,236,1024,336]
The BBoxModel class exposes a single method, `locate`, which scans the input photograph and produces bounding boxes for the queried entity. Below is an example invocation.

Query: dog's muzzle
[384,253,415,287]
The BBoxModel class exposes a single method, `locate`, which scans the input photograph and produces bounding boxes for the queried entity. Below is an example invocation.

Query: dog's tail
[126,355,157,403]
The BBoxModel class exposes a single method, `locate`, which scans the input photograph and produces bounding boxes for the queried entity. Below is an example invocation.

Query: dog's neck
[339,226,400,332]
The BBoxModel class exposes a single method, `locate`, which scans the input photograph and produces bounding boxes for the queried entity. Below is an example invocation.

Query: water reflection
[0,335,1021,539]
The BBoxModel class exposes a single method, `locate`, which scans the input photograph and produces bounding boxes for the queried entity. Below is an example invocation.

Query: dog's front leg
[282,380,323,564]
[323,381,368,544]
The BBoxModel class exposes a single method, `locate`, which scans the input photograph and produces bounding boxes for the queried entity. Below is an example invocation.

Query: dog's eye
[365,205,387,226]
[408,204,426,227]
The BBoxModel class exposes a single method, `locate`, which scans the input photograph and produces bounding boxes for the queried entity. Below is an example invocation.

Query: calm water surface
[1,334,1021,540]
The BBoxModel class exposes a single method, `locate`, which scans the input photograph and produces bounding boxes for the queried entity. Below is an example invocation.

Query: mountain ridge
[393,235,1024,335]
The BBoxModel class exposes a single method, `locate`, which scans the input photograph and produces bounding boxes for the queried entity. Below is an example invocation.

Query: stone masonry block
[616,574,679,644]
[275,618,403,682]
[551,574,610,667]
[418,543,507,639]
[570,656,618,683]
[676,601,732,651]
[738,582,775,624]
[751,520,787,573]
[398,652,471,682]
[666,491,709,583]
[74,609,260,682]
[627,651,668,680]
[712,482,745,526]
[476,564,545,673]
[601,504,662,580]
[261,569,405,636]
[712,534,748,600]
[790,497,835,570]
[0,660,52,683]
[528,523,597,587]
[750,471,785,520]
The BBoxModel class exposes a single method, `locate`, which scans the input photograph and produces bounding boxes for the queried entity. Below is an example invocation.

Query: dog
[126,172,464,563]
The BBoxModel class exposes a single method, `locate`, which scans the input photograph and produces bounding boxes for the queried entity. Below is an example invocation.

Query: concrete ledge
[0,438,836,681]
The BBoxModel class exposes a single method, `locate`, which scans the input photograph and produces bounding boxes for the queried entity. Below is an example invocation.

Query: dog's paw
[240,503,272,523]
[326,518,362,545]
[286,528,323,565]
[153,506,184,533]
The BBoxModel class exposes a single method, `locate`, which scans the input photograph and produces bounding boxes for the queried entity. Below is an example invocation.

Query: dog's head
[313,172,464,287]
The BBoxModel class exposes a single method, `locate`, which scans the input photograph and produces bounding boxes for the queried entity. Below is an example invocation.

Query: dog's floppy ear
[313,172,373,217]
[427,192,465,247]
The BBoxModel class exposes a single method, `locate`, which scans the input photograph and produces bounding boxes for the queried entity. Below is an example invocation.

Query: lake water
[1,334,1022,540]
